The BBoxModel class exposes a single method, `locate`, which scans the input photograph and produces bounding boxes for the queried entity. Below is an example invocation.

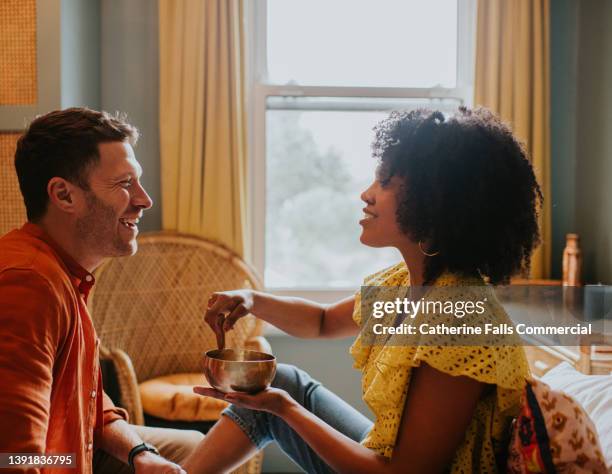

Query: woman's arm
[207,291,359,339]
[213,362,485,474]
[252,292,359,338]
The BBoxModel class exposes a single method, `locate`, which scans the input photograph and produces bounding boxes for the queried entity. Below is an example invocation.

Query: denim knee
[271,363,321,408]
[221,405,271,450]
[221,364,322,449]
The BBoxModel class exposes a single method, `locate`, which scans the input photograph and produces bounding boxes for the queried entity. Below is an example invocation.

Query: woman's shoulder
[363,261,408,287]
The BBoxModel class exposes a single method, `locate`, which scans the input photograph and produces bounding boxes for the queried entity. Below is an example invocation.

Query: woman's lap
[222,363,373,474]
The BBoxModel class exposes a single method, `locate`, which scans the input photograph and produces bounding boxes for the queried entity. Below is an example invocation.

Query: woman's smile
[359,208,377,225]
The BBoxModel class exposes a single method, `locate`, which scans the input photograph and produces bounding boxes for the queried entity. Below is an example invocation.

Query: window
[248,0,476,294]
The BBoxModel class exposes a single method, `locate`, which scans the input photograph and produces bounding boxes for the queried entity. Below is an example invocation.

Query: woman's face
[359,173,410,248]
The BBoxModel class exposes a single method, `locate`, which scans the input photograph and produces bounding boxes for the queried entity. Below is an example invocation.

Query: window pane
[264,97,461,288]
[267,0,458,88]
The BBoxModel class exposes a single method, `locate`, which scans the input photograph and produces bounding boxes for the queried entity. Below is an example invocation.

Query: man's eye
[119,180,132,188]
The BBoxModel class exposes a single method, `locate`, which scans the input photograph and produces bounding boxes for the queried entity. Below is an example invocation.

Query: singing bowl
[203,349,277,394]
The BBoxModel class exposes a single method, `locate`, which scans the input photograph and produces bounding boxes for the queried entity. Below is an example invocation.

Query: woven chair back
[0,133,27,236]
[89,233,264,382]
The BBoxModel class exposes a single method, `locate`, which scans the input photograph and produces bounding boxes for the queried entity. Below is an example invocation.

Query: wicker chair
[0,133,27,236]
[88,232,268,474]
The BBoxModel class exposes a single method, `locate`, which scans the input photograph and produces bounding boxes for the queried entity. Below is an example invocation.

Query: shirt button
[85,275,93,282]
[87,443,93,451]
[91,390,97,398]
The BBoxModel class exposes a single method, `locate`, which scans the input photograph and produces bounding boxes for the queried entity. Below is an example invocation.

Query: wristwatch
[128,442,160,468]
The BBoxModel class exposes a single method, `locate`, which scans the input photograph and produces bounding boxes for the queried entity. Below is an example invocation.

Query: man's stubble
[75,192,135,258]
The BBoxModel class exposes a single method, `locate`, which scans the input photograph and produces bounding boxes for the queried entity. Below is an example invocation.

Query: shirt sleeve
[0,269,67,456]
[102,390,129,425]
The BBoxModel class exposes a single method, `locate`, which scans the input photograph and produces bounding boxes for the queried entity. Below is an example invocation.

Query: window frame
[246,0,477,301]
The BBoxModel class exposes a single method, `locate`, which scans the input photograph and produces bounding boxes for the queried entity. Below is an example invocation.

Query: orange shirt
[0,223,128,473]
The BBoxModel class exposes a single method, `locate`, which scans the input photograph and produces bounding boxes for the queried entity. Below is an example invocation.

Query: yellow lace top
[350,262,530,473]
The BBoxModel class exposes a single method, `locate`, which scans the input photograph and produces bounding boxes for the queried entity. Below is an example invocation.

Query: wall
[550,0,612,284]
[101,0,161,232]
[61,0,101,109]
[549,0,578,279]
[574,0,612,284]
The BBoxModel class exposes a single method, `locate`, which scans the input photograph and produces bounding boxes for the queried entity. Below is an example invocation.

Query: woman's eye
[379,178,391,188]
[375,169,391,188]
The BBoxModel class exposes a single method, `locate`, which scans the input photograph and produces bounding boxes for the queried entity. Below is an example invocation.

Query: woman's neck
[397,244,427,287]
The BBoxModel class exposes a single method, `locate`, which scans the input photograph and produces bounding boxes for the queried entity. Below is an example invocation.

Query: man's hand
[133,450,186,473]
[193,386,293,416]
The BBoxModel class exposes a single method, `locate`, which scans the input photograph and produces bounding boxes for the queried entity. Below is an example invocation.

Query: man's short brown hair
[14,107,139,221]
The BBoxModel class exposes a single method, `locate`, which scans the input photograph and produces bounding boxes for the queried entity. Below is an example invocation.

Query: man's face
[75,141,153,259]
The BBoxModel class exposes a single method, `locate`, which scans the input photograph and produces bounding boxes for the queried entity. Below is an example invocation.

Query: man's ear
[47,177,78,213]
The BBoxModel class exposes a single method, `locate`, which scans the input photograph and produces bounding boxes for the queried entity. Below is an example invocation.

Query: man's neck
[34,217,102,273]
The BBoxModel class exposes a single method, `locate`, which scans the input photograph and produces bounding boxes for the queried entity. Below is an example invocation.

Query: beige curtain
[474,0,551,278]
[159,0,248,258]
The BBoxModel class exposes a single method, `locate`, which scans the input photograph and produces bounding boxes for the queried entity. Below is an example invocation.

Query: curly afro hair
[372,107,542,285]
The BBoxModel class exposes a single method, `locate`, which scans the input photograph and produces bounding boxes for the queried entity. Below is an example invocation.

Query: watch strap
[128,442,159,468]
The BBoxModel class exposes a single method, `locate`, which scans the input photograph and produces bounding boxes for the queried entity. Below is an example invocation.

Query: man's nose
[133,182,153,210]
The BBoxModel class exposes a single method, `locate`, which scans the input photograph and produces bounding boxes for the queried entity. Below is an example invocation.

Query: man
[0,108,203,473]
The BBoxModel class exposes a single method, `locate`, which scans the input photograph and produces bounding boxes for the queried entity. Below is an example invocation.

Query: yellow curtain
[474,0,551,278]
[159,0,248,258]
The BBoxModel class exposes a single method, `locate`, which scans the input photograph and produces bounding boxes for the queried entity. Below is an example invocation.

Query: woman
[183,108,541,473]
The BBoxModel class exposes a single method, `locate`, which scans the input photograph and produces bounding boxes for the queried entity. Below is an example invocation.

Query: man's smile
[119,216,140,230]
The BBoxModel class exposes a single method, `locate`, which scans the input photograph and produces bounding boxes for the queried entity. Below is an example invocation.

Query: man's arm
[95,352,184,471]
[96,419,184,472]
[100,391,129,428]
[0,270,65,456]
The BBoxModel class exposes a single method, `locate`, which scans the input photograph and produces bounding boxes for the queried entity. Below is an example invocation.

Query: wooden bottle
[562,233,582,286]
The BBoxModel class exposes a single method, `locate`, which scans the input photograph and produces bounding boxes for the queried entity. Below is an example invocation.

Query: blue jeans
[222,363,373,474]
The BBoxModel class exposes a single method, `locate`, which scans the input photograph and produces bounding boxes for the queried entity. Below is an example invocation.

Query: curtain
[159,0,248,258]
[474,0,551,278]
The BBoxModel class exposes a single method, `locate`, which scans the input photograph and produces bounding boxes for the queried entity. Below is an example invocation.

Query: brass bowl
[203,349,276,394]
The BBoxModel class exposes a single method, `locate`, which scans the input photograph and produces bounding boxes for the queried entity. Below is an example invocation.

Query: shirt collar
[22,222,96,297]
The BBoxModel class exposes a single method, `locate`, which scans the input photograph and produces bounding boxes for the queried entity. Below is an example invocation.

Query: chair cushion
[506,376,607,473]
[140,373,228,421]
[542,362,612,468]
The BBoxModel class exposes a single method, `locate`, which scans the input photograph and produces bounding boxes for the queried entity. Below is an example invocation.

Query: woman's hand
[205,290,255,349]
[193,386,293,415]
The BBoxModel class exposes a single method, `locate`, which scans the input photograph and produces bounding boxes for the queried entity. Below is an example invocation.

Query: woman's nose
[361,182,376,204]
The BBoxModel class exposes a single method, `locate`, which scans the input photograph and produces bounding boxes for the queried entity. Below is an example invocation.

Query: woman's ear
[47,177,78,213]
